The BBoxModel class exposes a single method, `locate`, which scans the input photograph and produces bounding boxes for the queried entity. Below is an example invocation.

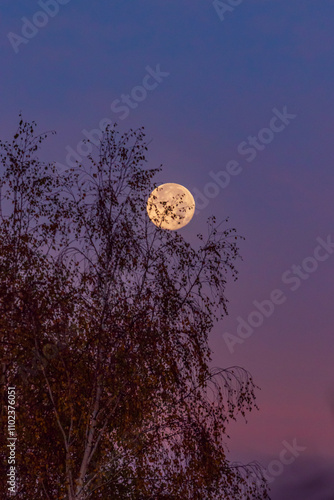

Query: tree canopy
[0,117,270,499]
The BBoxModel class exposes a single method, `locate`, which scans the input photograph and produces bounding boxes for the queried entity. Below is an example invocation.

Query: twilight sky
[1,1,334,498]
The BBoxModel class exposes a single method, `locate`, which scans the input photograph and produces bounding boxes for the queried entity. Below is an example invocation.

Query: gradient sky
[1,1,334,498]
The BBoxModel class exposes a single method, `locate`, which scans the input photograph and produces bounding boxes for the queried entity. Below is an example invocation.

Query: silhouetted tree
[0,117,270,499]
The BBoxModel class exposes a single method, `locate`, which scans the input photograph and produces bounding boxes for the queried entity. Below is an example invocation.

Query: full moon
[147,183,196,230]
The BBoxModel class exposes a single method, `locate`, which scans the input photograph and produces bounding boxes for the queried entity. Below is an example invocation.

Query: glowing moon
[147,183,195,230]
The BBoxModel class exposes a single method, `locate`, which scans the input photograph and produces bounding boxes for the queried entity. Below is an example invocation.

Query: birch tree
[0,117,270,499]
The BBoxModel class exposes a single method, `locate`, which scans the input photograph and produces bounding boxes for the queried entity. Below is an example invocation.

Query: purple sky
[1,1,334,497]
